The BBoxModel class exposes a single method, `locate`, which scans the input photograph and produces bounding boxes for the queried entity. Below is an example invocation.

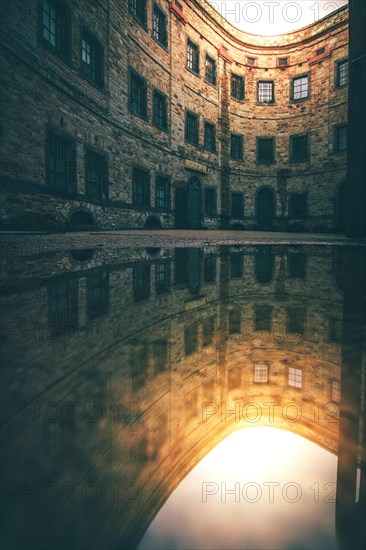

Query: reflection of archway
[255,246,274,283]
[334,181,347,233]
[69,208,95,229]
[256,187,275,230]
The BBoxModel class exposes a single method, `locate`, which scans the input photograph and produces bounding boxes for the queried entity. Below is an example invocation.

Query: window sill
[186,66,200,77]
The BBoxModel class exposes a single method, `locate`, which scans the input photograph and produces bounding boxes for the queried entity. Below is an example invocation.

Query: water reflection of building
[0,244,364,549]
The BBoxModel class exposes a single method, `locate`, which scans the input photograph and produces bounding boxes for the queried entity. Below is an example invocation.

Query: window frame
[257,80,274,104]
[288,367,303,389]
[186,38,200,75]
[185,110,199,146]
[80,24,104,88]
[152,2,168,48]
[84,146,108,202]
[45,127,77,193]
[152,88,168,131]
[254,363,269,384]
[290,134,309,163]
[129,67,148,120]
[231,73,245,101]
[256,137,275,164]
[291,73,310,102]
[132,165,150,207]
[39,0,71,61]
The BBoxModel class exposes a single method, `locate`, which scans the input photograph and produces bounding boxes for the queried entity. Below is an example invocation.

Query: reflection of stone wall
[0,245,346,549]
[0,1,348,230]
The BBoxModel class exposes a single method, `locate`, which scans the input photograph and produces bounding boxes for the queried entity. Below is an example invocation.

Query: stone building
[0,0,350,231]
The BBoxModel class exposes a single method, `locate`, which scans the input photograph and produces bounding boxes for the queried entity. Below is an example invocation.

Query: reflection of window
[85,149,108,200]
[255,305,272,332]
[153,340,168,374]
[204,256,216,282]
[328,318,342,343]
[228,366,241,390]
[255,248,273,283]
[254,363,268,383]
[46,131,76,191]
[87,271,109,319]
[286,308,306,334]
[48,278,78,337]
[229,310,241,334]
[331,380,341,403]
[155,262,170,294]
[230,134,244,160]
[288,367,302,388]
[288,252,306,278]
[131,347,148,392]
[230,253,243,278]
[335,125,347,152]
[184,323,198,355]
[153,90,168,130]
[133,265,151,301]
[203,317,215,346]
[289,193,307,219]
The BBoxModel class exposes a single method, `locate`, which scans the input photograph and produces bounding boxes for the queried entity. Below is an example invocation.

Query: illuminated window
[288,367,302,389]
[254,364,268,383]
[133,265,150,301]
[184,323,198,355]
[153,340,168,374]
[155,262,170,294]
[292,75,309,100]
[230,134,244,160]
[153,90,168,130]
[204,122,216,152]
[187,39,199,74]
[258,81,274,103]
[85,149,108,200]
[228,310,241,334]
[230,253,243,278]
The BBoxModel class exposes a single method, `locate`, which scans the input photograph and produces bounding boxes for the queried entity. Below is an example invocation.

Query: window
[246,57,256,65]
[46,131,76,191]
[155,175,169,208]
[257,138,275,164]
[187,39,199,74]
[328,318,342,343]
[41,0,70,58]
[48,278,78,337]
[153,3,167,46]
[231,73,244,100]
[155,262,170,294]
[316,47,325,56]
[258,81,274,103]
[80,28,104,86]
[230,134,243,160]
[204,188,216,216]
[184,323,198,355]
[288,367,302,389]
[292,75,309,100]
[129,69,147,118]
[228,310,241,334]
[230,253,243,278]
[335,125,347,152]
[255,305,272,332]
[205,55,216,85]
[278,57,288,66]
[204,256,216,283]
[133,265,151,301]
[131,348,148,392]
[336,59,348,87]
[331,380,341,403]
[153,90,168,130]
[254,364,268,383]
[204,122,216,152]
[87,271,109,319]
[153,340,168,374]
[290,135,309,162]
[289,193,307,218]
[132,166,150,206]
[202,317,215,346]
[129,0,147,27]
[185,111,199,145]
[85,149,108,200]
[286,308,306,334]
[288,252,306,278]
[231,192,244,218]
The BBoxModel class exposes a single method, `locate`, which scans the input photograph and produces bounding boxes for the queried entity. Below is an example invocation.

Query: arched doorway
[187,176,201,229]
[256,188,275,230]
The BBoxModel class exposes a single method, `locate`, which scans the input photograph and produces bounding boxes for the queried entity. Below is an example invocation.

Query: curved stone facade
[0,1,348,230]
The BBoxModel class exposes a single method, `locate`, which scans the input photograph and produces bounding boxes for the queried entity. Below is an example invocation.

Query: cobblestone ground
[1,230,365,256]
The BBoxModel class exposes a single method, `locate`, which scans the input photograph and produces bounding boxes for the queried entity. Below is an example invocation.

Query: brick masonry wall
[0,1,348,230]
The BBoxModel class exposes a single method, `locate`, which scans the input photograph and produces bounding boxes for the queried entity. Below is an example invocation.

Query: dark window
[246,57,256,65]
[155,175,169,208]
[231,192,244,218]
[230,253,243,278]
[255,305,272,332]
[129,70,147,118]
[155,262,170,294]
[153,340,168,374]
[85,149,108,200]
[288,252,306,278]
[204,122,216,152]
[132,167,150,206]
[289,194,307,219]
[131,348,148,392]
[185,111,199,145]
[204,255,216,282]
[187,39,199,74]
[230,134,243,160]
[231,73,244,100]
[329,318,342,343]
[205,55,216,85]
[316,47,325,56]
[87,271,109,319]
[46,131,76,191]
[290,135,309,162]
[153,3,167,46]
[286,307,306,334]
[228,310,241,334]
[292,75,309,100]
[258,81,274,103]
[48,278,78,337]
[278,57,288,65]
[335,125,347,152]
[204,188,216,215]
[153,90,168,130]
[184,323,198,355]
[202,317,215,346]
[41,0,70,58]
[336,59,348,87]
[133,265,151,301]
[81,28,104,86]
[129,0,147,27]
[257,138,274,164]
